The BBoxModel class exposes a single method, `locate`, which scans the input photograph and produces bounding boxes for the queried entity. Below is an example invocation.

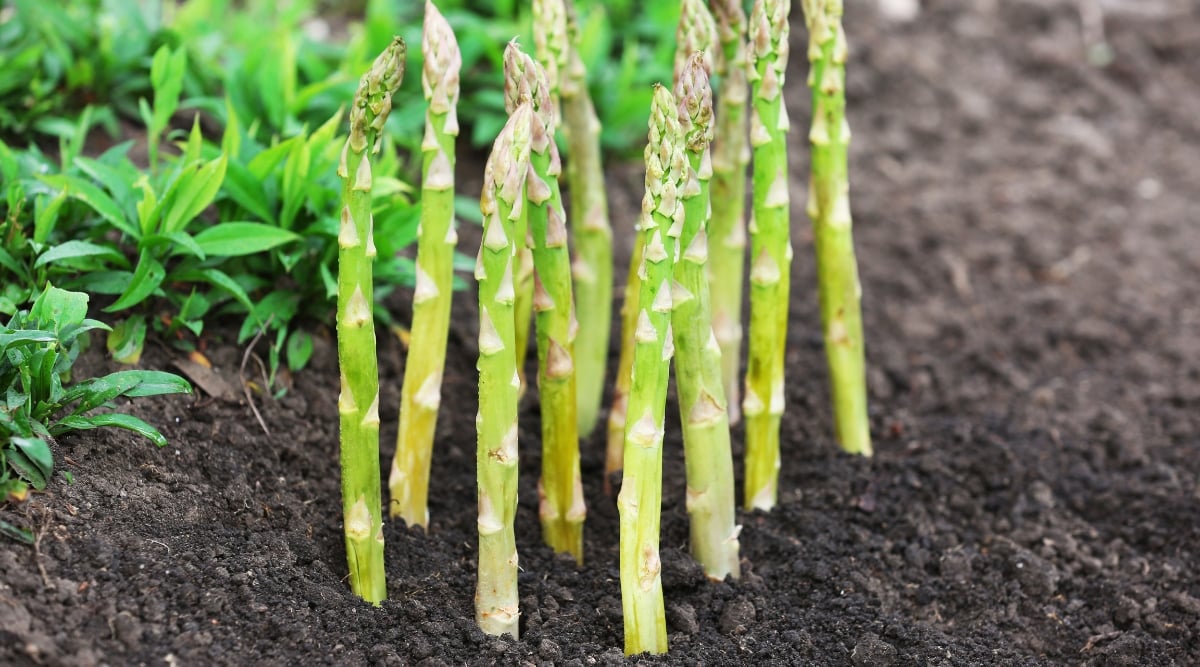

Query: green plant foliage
[0,0,161,137]
[0,286,190,530]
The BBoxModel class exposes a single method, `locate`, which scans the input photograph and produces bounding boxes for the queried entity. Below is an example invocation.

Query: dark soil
[4,1,1200,665]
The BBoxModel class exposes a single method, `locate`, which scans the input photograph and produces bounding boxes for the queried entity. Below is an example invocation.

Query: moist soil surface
[3,2,1199,665]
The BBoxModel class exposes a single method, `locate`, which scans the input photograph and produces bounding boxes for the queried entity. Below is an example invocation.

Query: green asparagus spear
[802,0,871,456]
[672,53,741,582]
[619,84,684,656]
[743,0,791,511]
[676,0,717,80]
[506,41,587,562]
[553,0,614,438]
[707,0,751,425]
[389,0,461,529]
[504,52,537,398]
[607,0,714,493]
[475,102,533,638]
[336,36,405,605]
[605,235,642,496]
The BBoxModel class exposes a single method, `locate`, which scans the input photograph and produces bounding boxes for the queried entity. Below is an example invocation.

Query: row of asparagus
[335,0,870,654]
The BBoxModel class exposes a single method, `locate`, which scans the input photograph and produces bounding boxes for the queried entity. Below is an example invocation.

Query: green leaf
[162,156,228,234]
[33,190,68,244]
[174,268,256,315]
[193,222,299,257]
[29,285,88,332]
[104,253,165,312]
[106,316,147,364]
[279,134,310,230]
[0,518,33,545]
[0,330,57,355]
[285,329,313,372]
[34,240,127,269]
[38,174,137,238]
[53,413,170,447]
[8,437,53,490]
[222,160,275,223]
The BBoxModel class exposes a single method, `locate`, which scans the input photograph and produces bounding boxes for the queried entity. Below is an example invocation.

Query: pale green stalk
[802,0,871,456]
[390,1,461,529]
[475,103,532,638]
[605,238,641,496]
[619,85,684,656]
[336,37,404,605]
[505,46,538,399]
[744,0,791,511]
[672,54,740,582]
[608,0,716,498]
[708,0,751,425]
[552,0,613,438]
[508,42,586,562]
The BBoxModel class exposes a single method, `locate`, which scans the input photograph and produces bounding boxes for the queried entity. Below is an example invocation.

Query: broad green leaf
[279,134,310,230]
[106,316,147,364]
[0,330,57,355]
[38,174,137,237]
[174,268,255,315]
[34,240,127,269]
[0,518,33,545]
[105,253,165,312]
[285,329,314,372]
[33,190,68,244]
[193,222,299,257]
[222,160,275,223]
[247,136,299,181]
[162,156,227,234]
[149,230,205,259]
[52,413,169,447]
[8,437,53,490]
[29,285,88,332]
[74,156,133,209]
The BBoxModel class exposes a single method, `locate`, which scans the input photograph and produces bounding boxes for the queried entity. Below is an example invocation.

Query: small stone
[113,611,142,650]
[538,639,561,661]
[851,633,897,666]
[719,597,756,635]
[667,601,699,634]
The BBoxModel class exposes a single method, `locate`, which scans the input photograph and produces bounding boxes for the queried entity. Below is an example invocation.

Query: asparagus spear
[743,0,791,511]
[802,0,872,456]
[389,0,461,529]
[605,0,716,496]
[675,0,718,80]
[604,231,642,496]
[506,42,587,562]
[336,36,405,605]
[672,53,741,582]
[619,84,684,656]
[504,53,538,398]
[553,0,614,438]
[707,0,751,425]
[475,102,533,638]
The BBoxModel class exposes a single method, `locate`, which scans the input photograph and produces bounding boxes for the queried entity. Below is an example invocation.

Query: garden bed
[3,1,1199,664]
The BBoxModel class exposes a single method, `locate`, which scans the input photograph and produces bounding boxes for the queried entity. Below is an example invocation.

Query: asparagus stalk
[675,0,718,81]
[553,0,614,438]
[504,51,537,401]
[475,103,533,638]
[389,1,461,529]
[672,53,741,582]
[802,0,872,456]
[619,84,684,656]
[604,233,642,496]
[606,0,716,496]
[336,37,405,605]
[743,0,791,511]
[708,0,751,425]
[506,42,586,562]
